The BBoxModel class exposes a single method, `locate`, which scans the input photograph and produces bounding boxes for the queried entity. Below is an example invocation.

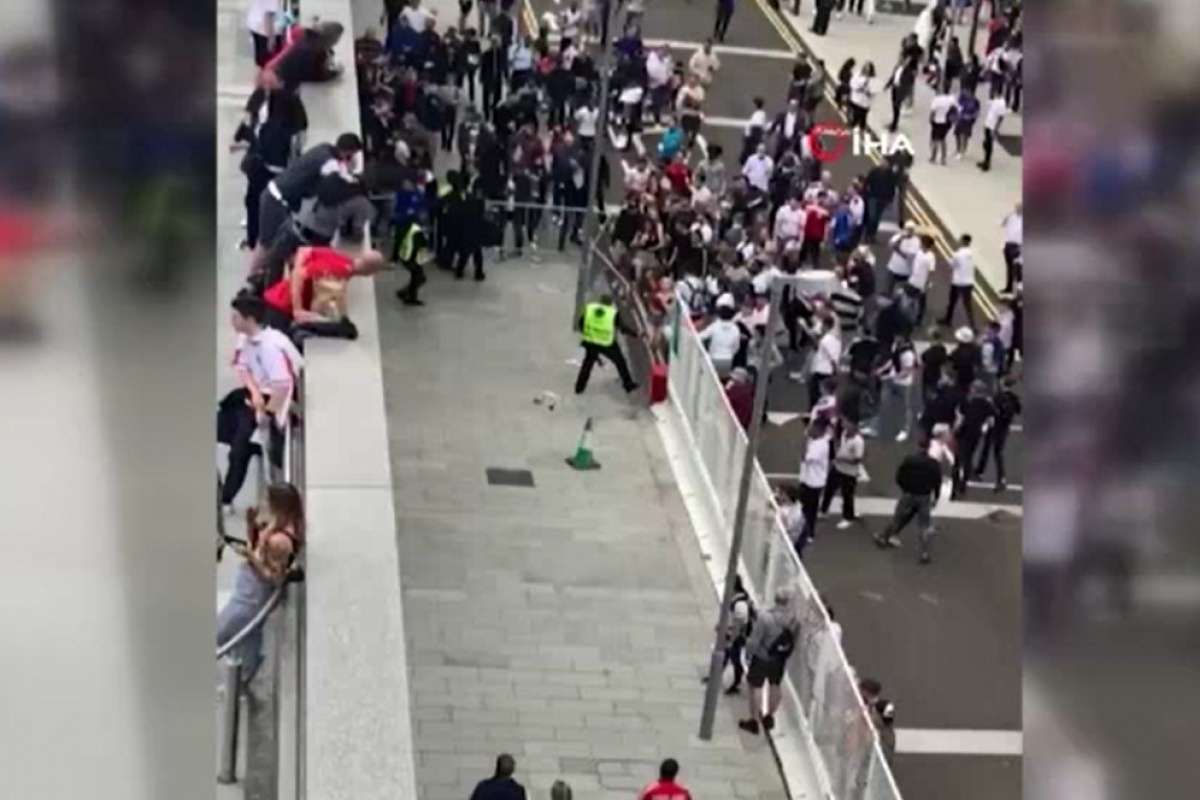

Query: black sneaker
[724,685,741,696]
[474,272,486,281]
[402,297,426,307]
[737,719,760,735]
[763,714,776,732]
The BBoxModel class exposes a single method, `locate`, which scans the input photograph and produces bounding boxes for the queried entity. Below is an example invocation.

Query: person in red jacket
[799,196,831,267]
[662,151,692,196]
[639,759,692,800]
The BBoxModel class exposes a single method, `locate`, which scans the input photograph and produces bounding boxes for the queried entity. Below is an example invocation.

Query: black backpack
[768,624,796,660]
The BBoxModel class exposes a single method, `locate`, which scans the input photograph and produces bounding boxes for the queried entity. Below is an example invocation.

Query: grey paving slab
[377,257,790,799]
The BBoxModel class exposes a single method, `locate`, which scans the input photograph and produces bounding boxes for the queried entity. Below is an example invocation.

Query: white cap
[716,292,736,309]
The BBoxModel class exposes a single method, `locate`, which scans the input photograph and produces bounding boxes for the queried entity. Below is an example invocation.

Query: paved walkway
[374,256,791,800]
[772,3,1022,292]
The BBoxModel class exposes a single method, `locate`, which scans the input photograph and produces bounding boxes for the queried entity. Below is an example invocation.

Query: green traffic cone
[566,416,601,470]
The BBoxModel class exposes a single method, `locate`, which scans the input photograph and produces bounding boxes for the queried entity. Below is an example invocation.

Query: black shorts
[930,121,950,140]
[747,656,785,688]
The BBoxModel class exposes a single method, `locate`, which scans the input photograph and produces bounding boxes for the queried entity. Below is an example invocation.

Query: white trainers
[895,430,909,442]
[836,520,853,530]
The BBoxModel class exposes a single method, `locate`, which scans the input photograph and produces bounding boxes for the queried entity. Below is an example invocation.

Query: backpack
[768,623,796,660]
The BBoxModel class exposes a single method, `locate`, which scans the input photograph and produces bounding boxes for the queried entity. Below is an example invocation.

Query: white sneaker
[239,216,247,228]
[836,520,853,530]
[895,430,909,442]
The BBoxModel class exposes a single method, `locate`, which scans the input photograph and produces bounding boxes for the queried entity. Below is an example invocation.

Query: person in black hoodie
[546,57,574,129]
[974,375,1021,491]
[874,437,942,564]
[458,28,482,103]
[454,180,488,281]
[234,88,309,250]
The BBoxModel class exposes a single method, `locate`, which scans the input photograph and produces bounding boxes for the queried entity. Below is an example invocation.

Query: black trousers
[953,430,983,496]
[975,423,1011,483]
[457,69,478,103]
[400,258,426,301]
[482,77,501,119]
[724,636,746,688]
[812,7,833,35]
[941,284,976,328]
[250,32,277,68]
[980,128,996,170]
[714,5,734,40]
[291,316,358,346]
[1003,242,1022,291]
[454,243,485,278]
[243,164,272,249]
[821,470,858,520]
[799,236,822,268]
[888,87,907,131]
[574,341,637,394]
[798,483,822,544]
[807,371,833,410]
[219,388,285,505]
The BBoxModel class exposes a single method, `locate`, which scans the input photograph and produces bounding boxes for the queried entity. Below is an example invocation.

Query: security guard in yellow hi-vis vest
[574,294,640,395]
[394,219,428,307]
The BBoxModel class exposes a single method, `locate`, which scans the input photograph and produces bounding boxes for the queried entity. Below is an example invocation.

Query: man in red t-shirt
[262,246,384,342]
[799,198,830,268]
[639,759,692,800]
[662,151,692,196]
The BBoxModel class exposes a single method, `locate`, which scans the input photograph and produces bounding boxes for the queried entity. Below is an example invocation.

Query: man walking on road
[713,0,736,42]
[977,94,1008,172]
[574,295,640,395]
[738,587,799,735]
[1001,201,1023,292]
[940,233,977,329]
[874,437,942,564]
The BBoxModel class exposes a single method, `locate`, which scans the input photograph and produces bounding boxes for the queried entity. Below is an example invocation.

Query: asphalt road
[522,2,1022,798]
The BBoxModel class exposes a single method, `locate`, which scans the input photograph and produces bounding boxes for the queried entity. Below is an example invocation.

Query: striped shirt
[830,286,864,339]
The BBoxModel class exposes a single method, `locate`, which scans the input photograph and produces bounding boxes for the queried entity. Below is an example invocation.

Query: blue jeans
[867,380,915,437]
[216,562,277,679]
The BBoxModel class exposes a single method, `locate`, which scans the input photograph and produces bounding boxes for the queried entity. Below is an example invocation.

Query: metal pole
[574,0,614,328]
[217,658,242,784]
[698,280,783,740]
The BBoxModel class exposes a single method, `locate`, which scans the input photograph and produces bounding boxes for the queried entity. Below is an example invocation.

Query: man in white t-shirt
[885,222,919,294]
[689,39,722,86]
[867,333,917,442]
[645,47,673,124]
[808,317,842,411]
[907,234,936,326]
[574,101,599,149]
[822,420,865,529]
[742,143,774,193]
[928,89,959,165]
[699,295,745,377]
[247,0,285,67]
[773,195,806,246]
[796,417,834,549]
[977,96,1007,172]
[1001,201,1022,292]
[940,233,976,329]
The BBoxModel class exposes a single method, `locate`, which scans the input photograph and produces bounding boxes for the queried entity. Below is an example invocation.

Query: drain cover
[486,468,535,488]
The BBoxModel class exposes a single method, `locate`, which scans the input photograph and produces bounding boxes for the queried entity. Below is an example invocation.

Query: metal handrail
[216,410,302,661]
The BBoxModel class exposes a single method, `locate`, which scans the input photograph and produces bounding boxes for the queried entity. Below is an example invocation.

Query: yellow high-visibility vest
[398,223,421,262]
[581,303,617,347]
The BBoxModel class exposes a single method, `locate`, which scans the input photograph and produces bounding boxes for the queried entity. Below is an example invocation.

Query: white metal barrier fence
[667,298,902,800]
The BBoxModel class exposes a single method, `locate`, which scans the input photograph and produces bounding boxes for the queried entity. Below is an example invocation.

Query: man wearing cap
[574,294,640,395]
[738,587,799,735]
[698,293,746,378]
[949,325,982,392]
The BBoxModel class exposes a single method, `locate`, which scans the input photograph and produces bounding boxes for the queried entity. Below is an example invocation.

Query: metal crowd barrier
[666,294,903,800]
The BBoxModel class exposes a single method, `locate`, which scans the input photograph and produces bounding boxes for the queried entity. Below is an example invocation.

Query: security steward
[574,294,640,395]
[394,218,429,307]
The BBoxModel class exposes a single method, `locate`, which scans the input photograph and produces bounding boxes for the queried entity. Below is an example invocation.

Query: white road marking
[644,38,797,60]
[896,728,1023,756]
[767,411,803,426]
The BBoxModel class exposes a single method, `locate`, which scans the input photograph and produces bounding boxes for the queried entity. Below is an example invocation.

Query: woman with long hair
[217,482,305,682]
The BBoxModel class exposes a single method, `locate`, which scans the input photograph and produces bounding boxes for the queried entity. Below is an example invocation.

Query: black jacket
[896,452,942,497]
[469,776,527,800]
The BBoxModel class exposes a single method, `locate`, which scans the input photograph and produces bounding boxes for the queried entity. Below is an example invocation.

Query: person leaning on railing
[217,482,305,683]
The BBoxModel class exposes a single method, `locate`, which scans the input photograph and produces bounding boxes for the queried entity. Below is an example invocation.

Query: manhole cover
[486,467,535,488]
